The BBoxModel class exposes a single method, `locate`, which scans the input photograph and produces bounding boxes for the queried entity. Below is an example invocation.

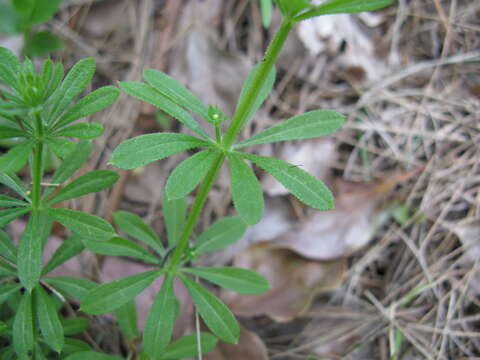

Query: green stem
[168,20,294,270]
[222,19,293,148]
[169,154,225,269]
[31,114,44,209]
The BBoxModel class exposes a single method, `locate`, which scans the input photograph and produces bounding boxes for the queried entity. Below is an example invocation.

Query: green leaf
[47,58,96,123]
[119,81,209,139]
[12,0,33,15]
[18,211,48,291]
[35,285,64,353]
[236,63,275,124]
[0,207,29,227]
[46,170,119,205]
[239,153,334,210]
[43,234,85,275]
[44,276,96,302]
[62,317,89,335]
[13,292,34,357]
[81,270,161,314]
[274,0,311,18]
[46,137,76,158]
[228,154,263,225]
[260,0,273,28]
[63,339,91,355]
[294,0,393,21]
[143,274,176,356]
[0,194,28,207]
[45,62,64,99]
[24,31,64,57]
[46,208,115,241]
[114,301,137,340]
[51,122,104,139]
[0,125,26,139]
[159,333,218,359]
[0,140,34,172]
[180,274,239,344]
[113,210,164,256]
[110,132,209,169]
[143,69,209,119]
[64,352,123,360]
[195,216,246,255]
[182,267,269,294]
[0,259,16,276]
[82,236,158,263]
[29,0,62,25]
[0,172,30,200]
[162,192,187,247]
[165,150,221,200]
[0,229,18,262]
[44,141,92,198]
[54,86,120,129]
[0,283,22,305]
[235,110,345,148]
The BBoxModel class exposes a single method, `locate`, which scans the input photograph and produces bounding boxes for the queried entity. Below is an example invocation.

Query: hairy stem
[222,19,293,148]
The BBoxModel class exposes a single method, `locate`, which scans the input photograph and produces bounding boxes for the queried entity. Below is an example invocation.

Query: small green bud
[207,105,228,125]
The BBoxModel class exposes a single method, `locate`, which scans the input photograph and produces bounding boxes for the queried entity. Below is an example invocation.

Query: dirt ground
[3,0,480,359]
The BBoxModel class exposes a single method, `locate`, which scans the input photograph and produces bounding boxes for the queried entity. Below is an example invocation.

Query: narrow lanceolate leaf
[18,211,48,291]
[64,352,124,360]
[228,154,263,225]
[110,132,210,169]
[63,317,89,335]
[81,270,161,314]
[163,193,187,247]
[236,63,276,125]
[0,207,29,227]
[180,274,239,344]
[51,122,104,139]
[143,274,177,356]
[114,300,137,340]
[54,86,120,129]
[0,47,21,82]
[274,0,311,18]
[239,152,335,210]
[143,69,209,119]
[113,210,164,255]
[46,137,76,158]
[0,140,34,172]
[43,234,84,275]
[44,141,93,198]
[47,170,119,205]
[35,285,64,353]
[47,58,96,123]
[0,194,28,207]
[119,81,209,139]
[82,236,158,263]
[0,172,30,200]
[0,229,18,263]
[46,208,115,241]
[0,125,26,139]
[235,110,345,148]
[13,292,34,357]
[182,267,269,294]
[0,259,16,276]
[0,283,22,305]
[165,150,221,200]
[159,333,218,359]
[294,0,393,21]
[195,216,246,255]
[44,276,96,302]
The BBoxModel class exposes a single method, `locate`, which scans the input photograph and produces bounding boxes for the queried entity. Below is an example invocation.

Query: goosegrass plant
[0,0,393,359]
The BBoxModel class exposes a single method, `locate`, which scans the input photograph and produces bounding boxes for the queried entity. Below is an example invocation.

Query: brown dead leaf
[222,243,346,322]
[451,218,480,264]
[273,169,423,261]
[204,323,268,360]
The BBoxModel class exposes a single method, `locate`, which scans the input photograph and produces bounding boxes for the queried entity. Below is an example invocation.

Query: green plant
[0,0,394,359]
[0,49,120,358]
[0,0,64,57]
